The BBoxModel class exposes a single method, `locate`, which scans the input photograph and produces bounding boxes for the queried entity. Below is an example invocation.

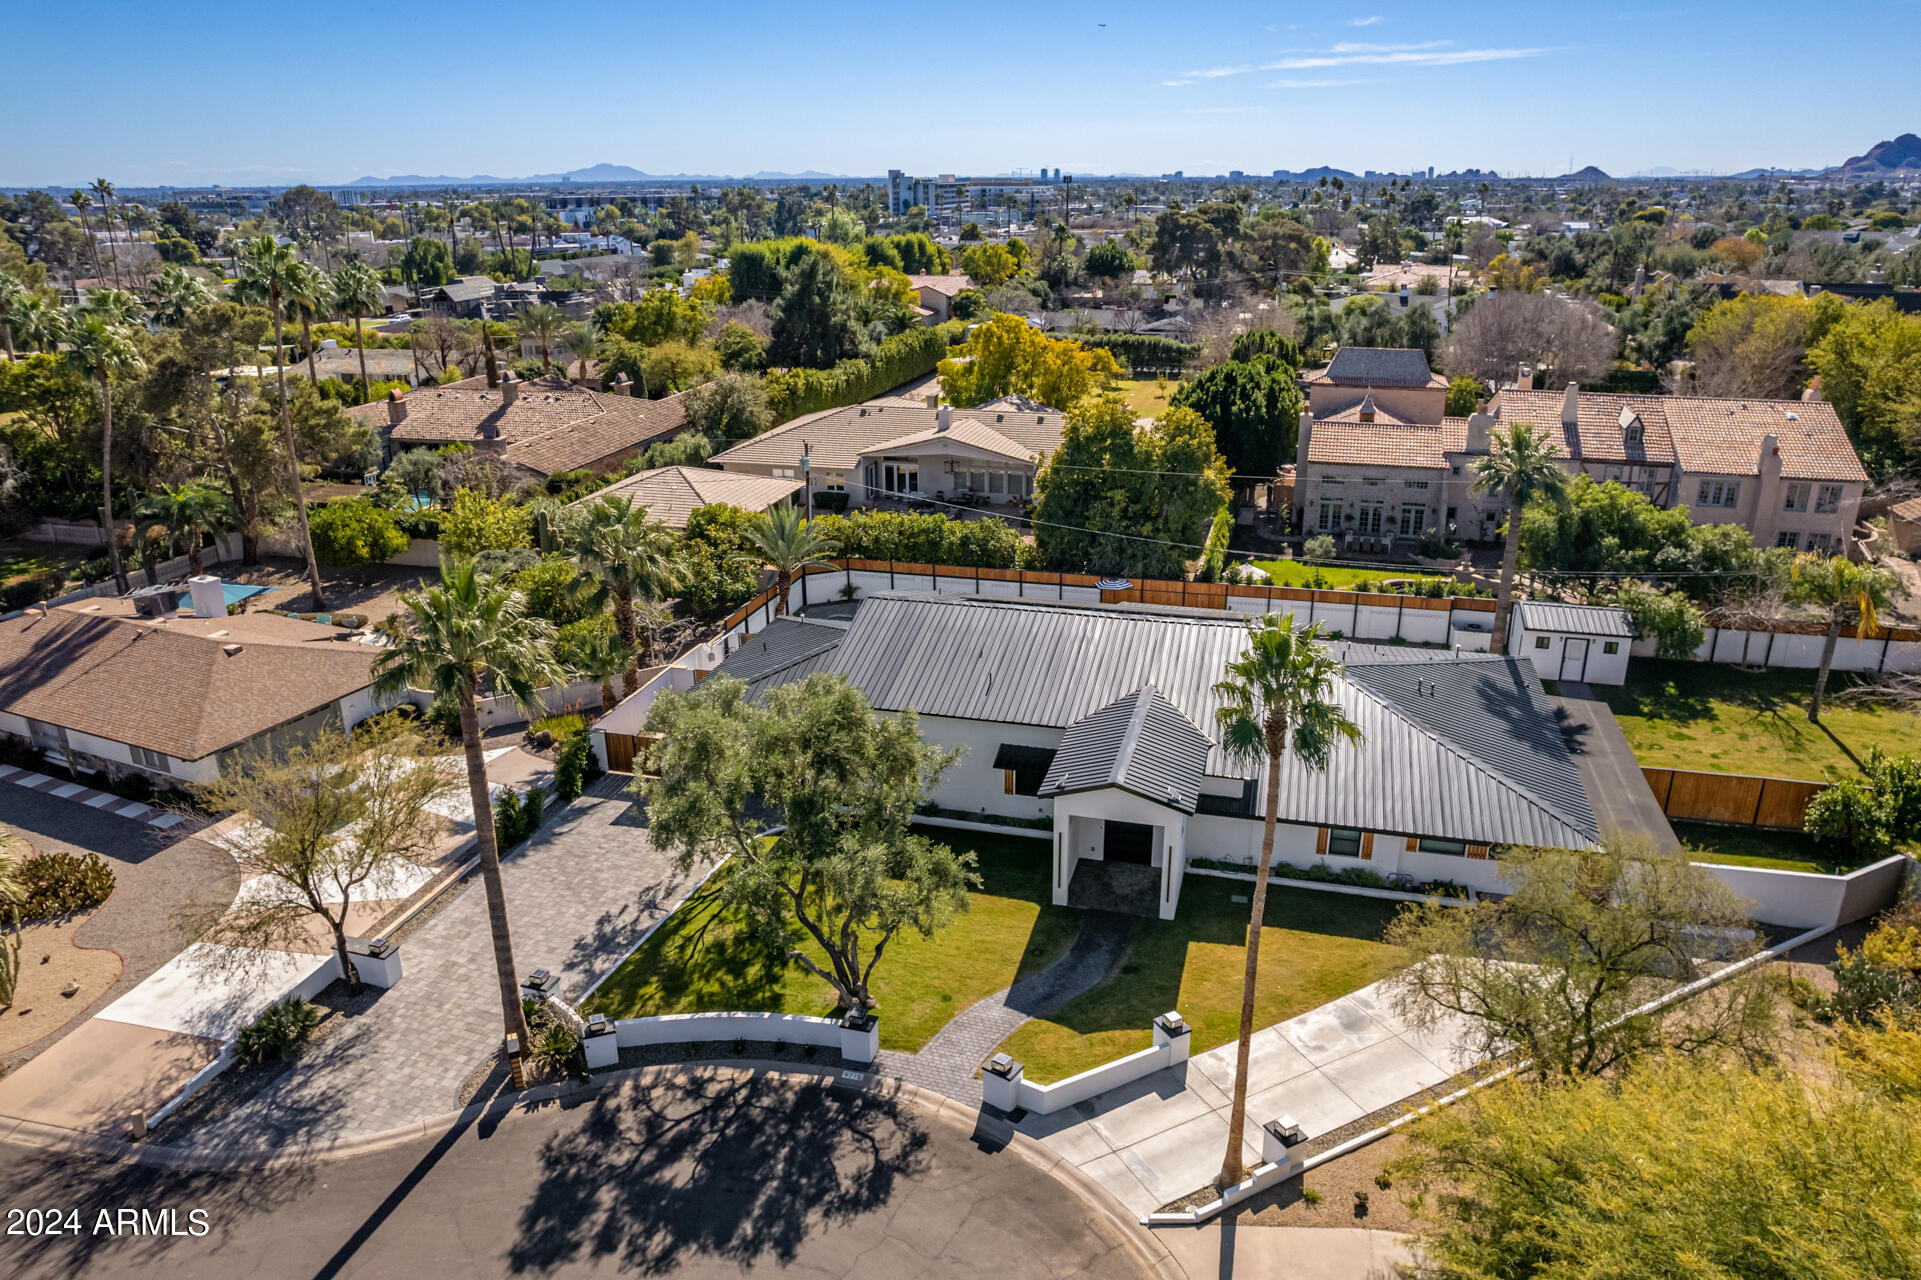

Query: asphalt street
[0,1068,1155,1280]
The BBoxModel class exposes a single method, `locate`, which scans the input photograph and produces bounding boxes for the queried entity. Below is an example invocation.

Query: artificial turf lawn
[1247,559,1452,589]
[995,876,1404,1083]
[1596,659,1921,782]
[1671,820,1887,875]
[583,832,1080,1053]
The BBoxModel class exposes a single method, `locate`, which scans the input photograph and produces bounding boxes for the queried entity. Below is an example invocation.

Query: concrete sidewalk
[1156,1222,1415,1279]
[1015,978,1480,1216]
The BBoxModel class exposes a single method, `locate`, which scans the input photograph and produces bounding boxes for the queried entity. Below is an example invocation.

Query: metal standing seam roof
[708,617,850,697]
[1039,684,1215,813]
[809,593,1597,850]
[1515,601,1635,638]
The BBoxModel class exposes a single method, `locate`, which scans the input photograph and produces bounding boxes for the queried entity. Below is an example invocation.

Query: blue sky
[4,1,1916,187]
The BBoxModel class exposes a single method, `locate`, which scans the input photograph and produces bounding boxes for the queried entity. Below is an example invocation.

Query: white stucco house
[697,592,1601,918]
[1507,601,1634,686]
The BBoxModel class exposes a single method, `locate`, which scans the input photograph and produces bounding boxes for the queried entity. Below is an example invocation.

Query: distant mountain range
[344,163,875,187]
[1824,132,1921,179]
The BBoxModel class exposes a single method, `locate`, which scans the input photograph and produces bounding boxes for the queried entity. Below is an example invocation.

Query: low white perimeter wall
[612,1011,843,1052]
[1012,1044,1171,1116]
[473,677,606,731]
[1696,853,1910,931]
[1635,624,1921,674]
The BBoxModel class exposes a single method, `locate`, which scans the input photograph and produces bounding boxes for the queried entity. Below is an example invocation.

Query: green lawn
[995,877,1404,1083]
[584,833,1081,1053]
[1112,378,1179,418]
[1597,660,1921,782]
[1248,558,1451,590]
[1672,821,1880,875]
[0,540,88,588]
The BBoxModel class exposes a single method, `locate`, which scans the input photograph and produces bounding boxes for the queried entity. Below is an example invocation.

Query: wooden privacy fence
[1642,768,1829,829]
[602,731,661,775]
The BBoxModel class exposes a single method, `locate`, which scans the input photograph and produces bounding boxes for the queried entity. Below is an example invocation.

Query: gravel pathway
[877,911,1137,1104]
[0,787,238,1074]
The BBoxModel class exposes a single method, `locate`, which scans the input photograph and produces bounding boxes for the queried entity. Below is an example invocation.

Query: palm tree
[1788,554,1905,721]
[517,302,564,374]
[64,315,146,594]
[373,560,563,1088]
[560,321,600,382]
[331,261,384,403]
[566,496,681,698]
[1210,613,1363,1188]
[285,261,331,386]
[741,505,838,618]
[145,265,214,329]
[69,190,104,284]
[1470,421,1567,655]
[12,294,61,353]
[557,624,637,715]
[0,269,23,361]
[82,287,144,327]
[90,179,122,288]
[137,483,239,576]
[233,236,328,609]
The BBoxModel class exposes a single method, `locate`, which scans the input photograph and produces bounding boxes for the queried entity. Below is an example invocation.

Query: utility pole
[800,442,812,521]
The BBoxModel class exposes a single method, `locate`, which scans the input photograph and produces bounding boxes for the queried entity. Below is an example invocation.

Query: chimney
[1869,264,1885,285]
[1801,377,1823,403]
[1465,411,1494,455]
[1398,284,1409,308]
[611,373,632,396]
[1561,382,1580,429]
[1296,409,1314,464]
[501,371,520,407]
[386,387,408,426]
[1357,393,1377,423]
[936,404,953,432]
[924,393,939,409]
[187,575,226,619]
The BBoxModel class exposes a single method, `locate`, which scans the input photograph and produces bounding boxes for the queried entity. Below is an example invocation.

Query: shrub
[1302,1188,1323,1205]
[531,714,585,743]
[1803,777,1891,857]
[17,851,115,921]
[529,1021,582,1076]
[1075,333,1200,374]
[554,734,591,802]
[521,787,544,834]
[79,555,113,584]
[393,509,442,540]
[309,500,409,570]
[1302,534,1336,563]
[494,789,526,847]
[762,327,950,422]
[236,999,321,1065]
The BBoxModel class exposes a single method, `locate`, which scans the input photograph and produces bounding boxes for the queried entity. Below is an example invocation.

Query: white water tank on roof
[188,575,226,619]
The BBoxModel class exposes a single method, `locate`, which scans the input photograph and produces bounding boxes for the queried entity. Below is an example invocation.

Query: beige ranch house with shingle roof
[570,466,802,529]
[711,395,1066,510]
[1292,349,1869,553]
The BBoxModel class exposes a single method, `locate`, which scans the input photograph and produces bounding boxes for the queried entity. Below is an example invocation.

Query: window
[1417,837,1467,856]
[1400,504,1427,536]
[1815,484,1843,514]
[1696,478,1740,508]
[1604,465,1623,483]
[1806,532,1833,554]
[824,472,845,493]
[1783,482,1811,512]
[1776,530,1800,550]
[1603,641,1620,654]
[1406,480,1429,491]
[1356,505,1383,536]
[1317,500,1341,531]
[988,471,1006,494]
[1321,475,1345,486]
[1534,635,1550,650]
[1362,477,1384,487]
[1450,464,1461,476]
[1445,506,1457,521]
[991,744,1056,797]
[1325,827,1363,857]
[131,746,171,773]
[967,469,986,492]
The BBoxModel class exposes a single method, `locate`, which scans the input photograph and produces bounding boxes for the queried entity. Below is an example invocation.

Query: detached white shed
[1509,601,1634,686]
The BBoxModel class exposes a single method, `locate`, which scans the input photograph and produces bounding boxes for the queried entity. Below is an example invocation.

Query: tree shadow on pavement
[507,1069,930,1275]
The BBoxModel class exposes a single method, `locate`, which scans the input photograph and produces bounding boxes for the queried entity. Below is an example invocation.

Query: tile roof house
[574,466,802,529]
[0,600,388,787]
[703,592,1598,918]
[1302,347,1450,425]
[1293,380,1869,553]
[905,273,976,323]
[353,374,688,480]
[711,396,1066,510]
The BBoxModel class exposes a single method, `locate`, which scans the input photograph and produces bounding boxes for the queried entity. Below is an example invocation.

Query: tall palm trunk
[270,303,328,609]
[458,690,532,1081]
[601,679,618,716]
[1489,490,1523,656]
[300,315,318,386]
[773,566,793,617]
[99,372,128,594]
[1811,616,1841,722]
[613,589,641,697]
[1218,745,1283,1188]
[353,314,371,402]
[79,209,103,284]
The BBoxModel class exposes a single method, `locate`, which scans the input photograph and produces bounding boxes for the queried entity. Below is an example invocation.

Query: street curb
[0,1057,1179,1274]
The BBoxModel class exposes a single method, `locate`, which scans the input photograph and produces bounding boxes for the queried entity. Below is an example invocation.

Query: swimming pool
[220,583,271,606]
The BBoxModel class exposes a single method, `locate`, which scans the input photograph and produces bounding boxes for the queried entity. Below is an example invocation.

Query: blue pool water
[221,583,271,605]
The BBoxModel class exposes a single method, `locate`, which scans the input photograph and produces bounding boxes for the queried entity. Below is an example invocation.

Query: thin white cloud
[1186,64,1254,78]
[1180,105,1262,115]
[1348,14,1384,25]
[1265,44,1543,69]
[1328,41,1447,53]
[1269,77,1375,88]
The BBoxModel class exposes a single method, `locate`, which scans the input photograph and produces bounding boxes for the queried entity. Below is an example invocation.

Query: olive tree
[641,673,974,1012]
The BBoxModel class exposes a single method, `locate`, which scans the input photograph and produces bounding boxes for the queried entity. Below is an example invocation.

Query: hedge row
[1075,333,1201,373]
[763,324,960,423]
